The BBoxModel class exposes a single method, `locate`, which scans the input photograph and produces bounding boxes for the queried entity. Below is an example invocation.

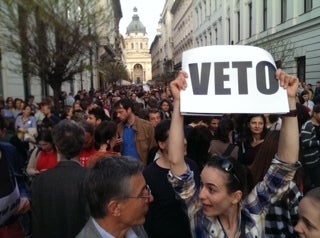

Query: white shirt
[92,218,138,238]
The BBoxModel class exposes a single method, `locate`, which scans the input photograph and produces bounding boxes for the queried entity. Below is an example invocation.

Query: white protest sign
[181,45,289,115]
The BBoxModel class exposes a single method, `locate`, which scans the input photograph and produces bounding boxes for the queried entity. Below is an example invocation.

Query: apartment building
[152,0,320,85]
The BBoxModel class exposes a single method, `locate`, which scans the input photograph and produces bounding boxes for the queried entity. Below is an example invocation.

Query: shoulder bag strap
[222,143,236,157]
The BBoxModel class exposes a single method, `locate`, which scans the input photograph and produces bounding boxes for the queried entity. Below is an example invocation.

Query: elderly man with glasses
[76,156,152,238]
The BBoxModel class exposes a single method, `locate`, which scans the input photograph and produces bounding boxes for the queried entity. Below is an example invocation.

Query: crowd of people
[0,72,320,238]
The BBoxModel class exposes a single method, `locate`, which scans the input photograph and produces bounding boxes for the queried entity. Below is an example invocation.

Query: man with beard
[114,98,156,166]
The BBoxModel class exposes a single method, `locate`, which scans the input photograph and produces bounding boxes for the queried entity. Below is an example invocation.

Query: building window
[297,56,306,83]
[204,0,207,17]
[227,18,231,44]
[215,28,218,44]
[263,0,267,31]
[237,11,240,42]
[281,0,287,23]
[195,8,199,28]
[140,43,143,49]
[131,43,134,49]
[199,4,203,24]
[304,0,313,13]
[248,3,252,37]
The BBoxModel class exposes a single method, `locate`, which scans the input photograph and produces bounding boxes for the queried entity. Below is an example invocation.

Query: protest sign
[181,45,289,115]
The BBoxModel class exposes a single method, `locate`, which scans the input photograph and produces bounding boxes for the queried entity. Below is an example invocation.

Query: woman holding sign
[167,70,300,237]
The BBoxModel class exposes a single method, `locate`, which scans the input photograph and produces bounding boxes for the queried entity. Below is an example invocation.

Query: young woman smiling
[167,70,300,237]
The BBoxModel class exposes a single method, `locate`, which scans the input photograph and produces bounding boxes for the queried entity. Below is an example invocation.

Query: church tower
[124,7,151,84]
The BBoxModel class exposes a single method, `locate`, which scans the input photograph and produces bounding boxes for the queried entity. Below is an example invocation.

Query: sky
[119,0,166,47]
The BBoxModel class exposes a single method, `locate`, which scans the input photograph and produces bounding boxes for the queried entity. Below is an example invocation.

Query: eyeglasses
[217,158,241,186]
[128,184,152,200]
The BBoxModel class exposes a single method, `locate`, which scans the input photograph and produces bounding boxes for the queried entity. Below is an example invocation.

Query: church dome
[126,7,147,35]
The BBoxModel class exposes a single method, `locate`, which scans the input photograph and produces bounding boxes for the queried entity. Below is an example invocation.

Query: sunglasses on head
[216,158,241,186]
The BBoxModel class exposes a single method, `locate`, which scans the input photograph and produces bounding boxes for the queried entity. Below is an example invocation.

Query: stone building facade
[123,7,151,84]
[152,0,320,85]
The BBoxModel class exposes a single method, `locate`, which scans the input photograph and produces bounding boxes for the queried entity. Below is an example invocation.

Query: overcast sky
[119,0,165,47]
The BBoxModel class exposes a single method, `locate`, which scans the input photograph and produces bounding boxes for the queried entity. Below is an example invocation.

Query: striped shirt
[300,120,320,166]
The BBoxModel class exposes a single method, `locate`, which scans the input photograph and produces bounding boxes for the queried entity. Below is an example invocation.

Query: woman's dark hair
[248,130,304,191]
[88,107,109,122]
[214,118,234,143]
[159,99,173,111]
[147,97,159,109]
[206,156,248,197]
[187,125,212,169]
[268,114,280,124]
[244,114,268,144]
[93,100,103,108]
[95,121,117,147]
[22,104,31,111]
[300,90,309,97]
[299,90,311,104]
[249,130,280,186]
[155,119,171,143]
[146,119,171,162]
[296,102,310,132]
[37,130,54,144]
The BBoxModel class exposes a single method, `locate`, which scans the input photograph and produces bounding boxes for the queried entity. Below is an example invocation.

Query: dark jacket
[0,142,29,226]
[31,160,89,238]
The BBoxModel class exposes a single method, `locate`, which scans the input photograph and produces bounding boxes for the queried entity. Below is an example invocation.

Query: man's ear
[107,200,121,217]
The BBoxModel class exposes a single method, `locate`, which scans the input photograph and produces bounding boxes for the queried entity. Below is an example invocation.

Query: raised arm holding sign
[168,64,300,237]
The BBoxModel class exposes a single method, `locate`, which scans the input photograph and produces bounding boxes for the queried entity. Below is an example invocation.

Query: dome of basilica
[126,7,147,35]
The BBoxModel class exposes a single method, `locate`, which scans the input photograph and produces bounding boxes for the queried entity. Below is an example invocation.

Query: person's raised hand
[276,69,299,99]
[170,71,188,101]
